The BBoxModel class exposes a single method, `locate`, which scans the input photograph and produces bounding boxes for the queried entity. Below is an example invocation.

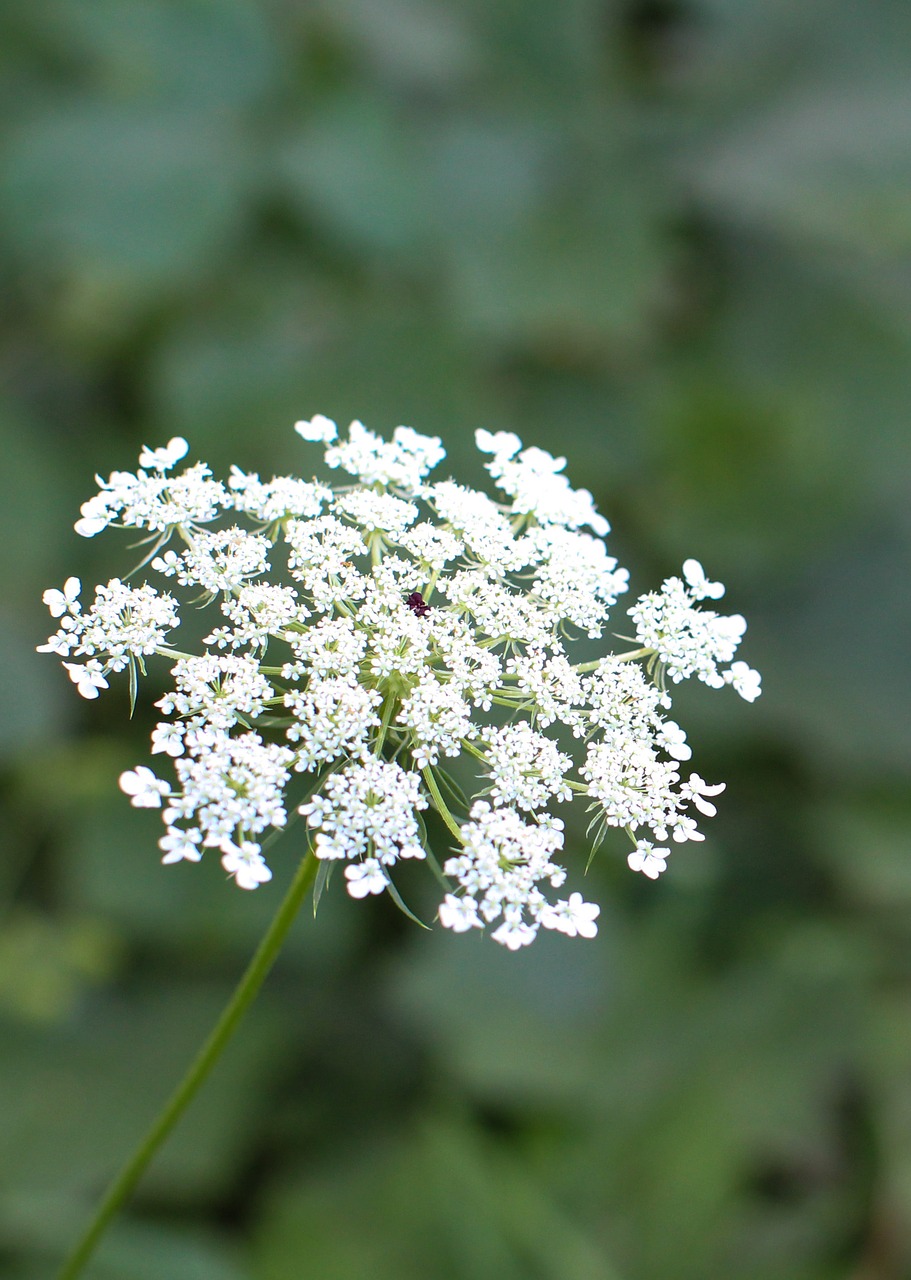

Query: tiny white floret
[682,558,725,600]
[683,773,726,817]
[724,661,762,702]
[159,828,202,864]
[139,437,189,471]
[475,429,521,458]
[222,844,273,889]
[119,766,170,808]
[295,415,338,443]
[62,660,109,699]
[344,859,388,898]
[628,842,669,880]
[438,894,482,933]
[43,578,81,618]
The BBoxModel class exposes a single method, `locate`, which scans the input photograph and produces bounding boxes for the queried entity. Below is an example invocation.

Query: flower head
[40,420,759,946]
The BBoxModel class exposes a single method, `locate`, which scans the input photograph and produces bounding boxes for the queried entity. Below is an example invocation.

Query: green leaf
[278,92,435,257]
[446,170,671,348]
[0,1194,247,1280]
[0,105,249,296]
[254,1114,623,1280]
[692,76,911,254]
[0,983,290,1203]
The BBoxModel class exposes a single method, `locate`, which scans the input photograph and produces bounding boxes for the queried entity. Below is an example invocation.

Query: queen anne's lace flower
[41,418,760,946]
[39,579,179,675]
[157,655,275,730]
[441,802,586,950]
[74,460,230,538]
[477,431,610,537]
[285,675,382,771]
[629,573,753,691]
[228,467,330,522]
[399,674,475,768]
[481,723,572,812]
[300,758,427,866]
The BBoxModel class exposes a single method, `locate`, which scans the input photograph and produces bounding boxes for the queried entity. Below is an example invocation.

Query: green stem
[573,648,652,674]
[422,568,441,602]
[421,767,464,843]
[154,646,201,662]
[459,739,488,765]
[375,690,397,755]
[56,848,319,1280]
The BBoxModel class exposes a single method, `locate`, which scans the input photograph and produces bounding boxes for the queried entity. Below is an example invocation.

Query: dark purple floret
[405,591,431,617]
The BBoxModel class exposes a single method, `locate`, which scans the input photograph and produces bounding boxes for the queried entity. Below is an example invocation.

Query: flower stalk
[55,848,319,1280]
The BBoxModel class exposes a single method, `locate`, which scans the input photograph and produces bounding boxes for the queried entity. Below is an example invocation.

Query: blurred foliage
[1,0,909,1277]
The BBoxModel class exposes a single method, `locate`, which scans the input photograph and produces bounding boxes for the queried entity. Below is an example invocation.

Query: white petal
[295,415,338,443]
[74,515,109,537]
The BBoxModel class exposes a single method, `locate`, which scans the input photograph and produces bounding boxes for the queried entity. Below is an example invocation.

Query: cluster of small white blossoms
[39,418,760,947]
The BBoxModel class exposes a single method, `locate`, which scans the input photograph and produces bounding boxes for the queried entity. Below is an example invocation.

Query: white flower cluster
[40,417,760,944]
[38,576,179,698]
[628,558,760,697]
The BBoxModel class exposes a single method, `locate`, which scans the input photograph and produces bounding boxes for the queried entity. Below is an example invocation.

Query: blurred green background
[2,1,909,1277]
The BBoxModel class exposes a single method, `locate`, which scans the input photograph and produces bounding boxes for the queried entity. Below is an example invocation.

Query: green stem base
[56,849,319,1280]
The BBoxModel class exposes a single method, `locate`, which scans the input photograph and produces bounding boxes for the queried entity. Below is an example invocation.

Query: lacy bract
[40,418,760,949]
